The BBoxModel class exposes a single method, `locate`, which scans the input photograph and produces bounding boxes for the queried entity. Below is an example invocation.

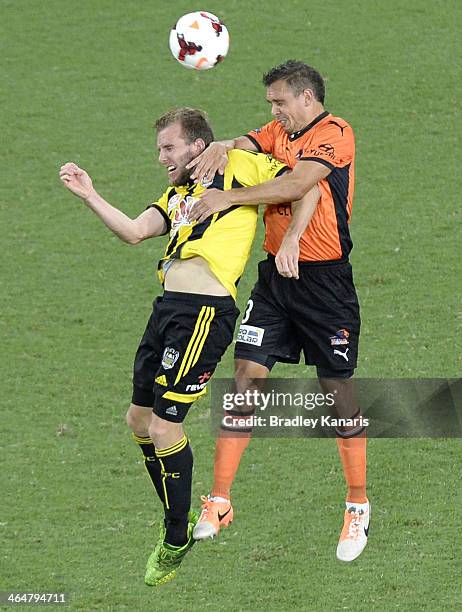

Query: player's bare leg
[319,377,369,562]
[126,404,152,437]
[193,359,269,540]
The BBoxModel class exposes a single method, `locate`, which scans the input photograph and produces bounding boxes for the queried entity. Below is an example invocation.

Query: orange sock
[336,436,367,503]
[211,434,251,499]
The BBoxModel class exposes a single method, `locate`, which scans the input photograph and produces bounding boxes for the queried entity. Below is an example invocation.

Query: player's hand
[186,141,229,183]
[275,236,300,279]
[189,189,232,223]
[59,162,95,200]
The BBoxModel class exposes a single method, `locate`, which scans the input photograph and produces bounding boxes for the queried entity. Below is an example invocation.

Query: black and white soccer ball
[169,11,230,70]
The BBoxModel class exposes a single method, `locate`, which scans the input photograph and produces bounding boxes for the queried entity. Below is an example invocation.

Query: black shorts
[132,291,239,422]
[234,256,360,377]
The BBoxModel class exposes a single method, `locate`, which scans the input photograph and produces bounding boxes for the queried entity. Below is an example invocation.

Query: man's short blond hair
[155,108,214,145]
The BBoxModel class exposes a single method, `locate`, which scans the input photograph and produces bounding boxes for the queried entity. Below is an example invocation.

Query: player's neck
[292,103,326,133]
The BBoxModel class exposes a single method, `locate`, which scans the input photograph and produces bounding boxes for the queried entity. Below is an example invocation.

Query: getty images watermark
[221,388,369,431]
[211,379,461,438]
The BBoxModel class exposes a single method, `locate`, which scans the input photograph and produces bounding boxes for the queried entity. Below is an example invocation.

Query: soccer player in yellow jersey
[60,108,320,586]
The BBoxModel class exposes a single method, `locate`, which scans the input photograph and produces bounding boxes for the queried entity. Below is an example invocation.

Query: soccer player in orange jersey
[188,61,369,562]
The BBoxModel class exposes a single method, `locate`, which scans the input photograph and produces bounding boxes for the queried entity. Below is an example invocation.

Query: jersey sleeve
[229,150,289,188]
[299,121,354,170]
[244,121,277,155]
[145,188,172,235]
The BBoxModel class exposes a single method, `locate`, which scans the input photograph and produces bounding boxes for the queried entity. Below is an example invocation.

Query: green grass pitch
[1,0,461,610]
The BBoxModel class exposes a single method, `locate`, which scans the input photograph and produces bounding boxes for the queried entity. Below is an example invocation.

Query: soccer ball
[169,11,229,70]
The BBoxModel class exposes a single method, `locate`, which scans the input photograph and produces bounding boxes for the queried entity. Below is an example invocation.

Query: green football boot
[145,511,198,586]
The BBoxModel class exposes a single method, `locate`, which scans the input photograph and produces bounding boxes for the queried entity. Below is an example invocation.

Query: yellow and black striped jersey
[148,149,288,299]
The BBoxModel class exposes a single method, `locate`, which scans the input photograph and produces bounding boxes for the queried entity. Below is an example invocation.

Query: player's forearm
[228,172,310,206]
[83,190,143,244]
[216,136,254,151]
[233,136,257,151]
[285,186,320,241]
[219,139,236,152]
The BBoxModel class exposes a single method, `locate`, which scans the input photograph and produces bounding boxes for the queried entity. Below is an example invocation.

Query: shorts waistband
[162,290,235,306]
[266,254,350,268]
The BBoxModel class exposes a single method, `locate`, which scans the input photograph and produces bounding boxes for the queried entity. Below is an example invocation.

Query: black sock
[155,436,193,547]
[132,434,165,505]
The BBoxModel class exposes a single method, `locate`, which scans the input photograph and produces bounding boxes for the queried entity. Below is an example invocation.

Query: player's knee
[148,414,177,441]
[234,358,268,393]
[126,403,151,436]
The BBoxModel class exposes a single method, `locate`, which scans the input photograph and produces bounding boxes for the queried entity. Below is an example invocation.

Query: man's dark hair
[263,60,325,104]
[155,107,214,145]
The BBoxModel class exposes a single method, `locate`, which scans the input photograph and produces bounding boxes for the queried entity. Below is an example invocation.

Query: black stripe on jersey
[146,187,176,233]
[164,183,195,259]
[149,204,171,234]
[165,231,180,258]
[146,187,176,212]
[275,166,290,177]
[205,177,243,221]
[187,218,214,243]
[299,157,335,171]
[216,205,240,221]
[327,164,353,258]
[187,203,241,243]
[178,177,220,243]
[244,134,263,153]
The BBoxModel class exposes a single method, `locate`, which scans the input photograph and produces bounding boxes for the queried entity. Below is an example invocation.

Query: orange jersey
[246,111,355,262]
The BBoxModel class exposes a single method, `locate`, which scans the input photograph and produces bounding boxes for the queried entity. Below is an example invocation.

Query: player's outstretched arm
[275,184,320,279]
[191,160,329,223]
[59,162,166,244]
[186,136,257,182]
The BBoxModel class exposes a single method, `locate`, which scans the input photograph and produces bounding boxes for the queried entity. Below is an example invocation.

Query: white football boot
[336,500,370,562]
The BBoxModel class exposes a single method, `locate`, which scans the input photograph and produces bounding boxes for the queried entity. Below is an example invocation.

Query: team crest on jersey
[162,347,180,369]
[169,195,198,236]
[330,329,350,346]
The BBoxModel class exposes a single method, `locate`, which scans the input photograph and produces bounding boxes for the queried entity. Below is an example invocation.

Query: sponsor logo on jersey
[319,143,335,154]
[169,195,198,236]
[162,347,179,369]
[237,324,265,346]
[333,347,349,362]
[330,329,350,346]
[307,146,336,161]
[185,382,208,392]
[185,372,212,392]
[155,374,168,387]
[167,193,183,214]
